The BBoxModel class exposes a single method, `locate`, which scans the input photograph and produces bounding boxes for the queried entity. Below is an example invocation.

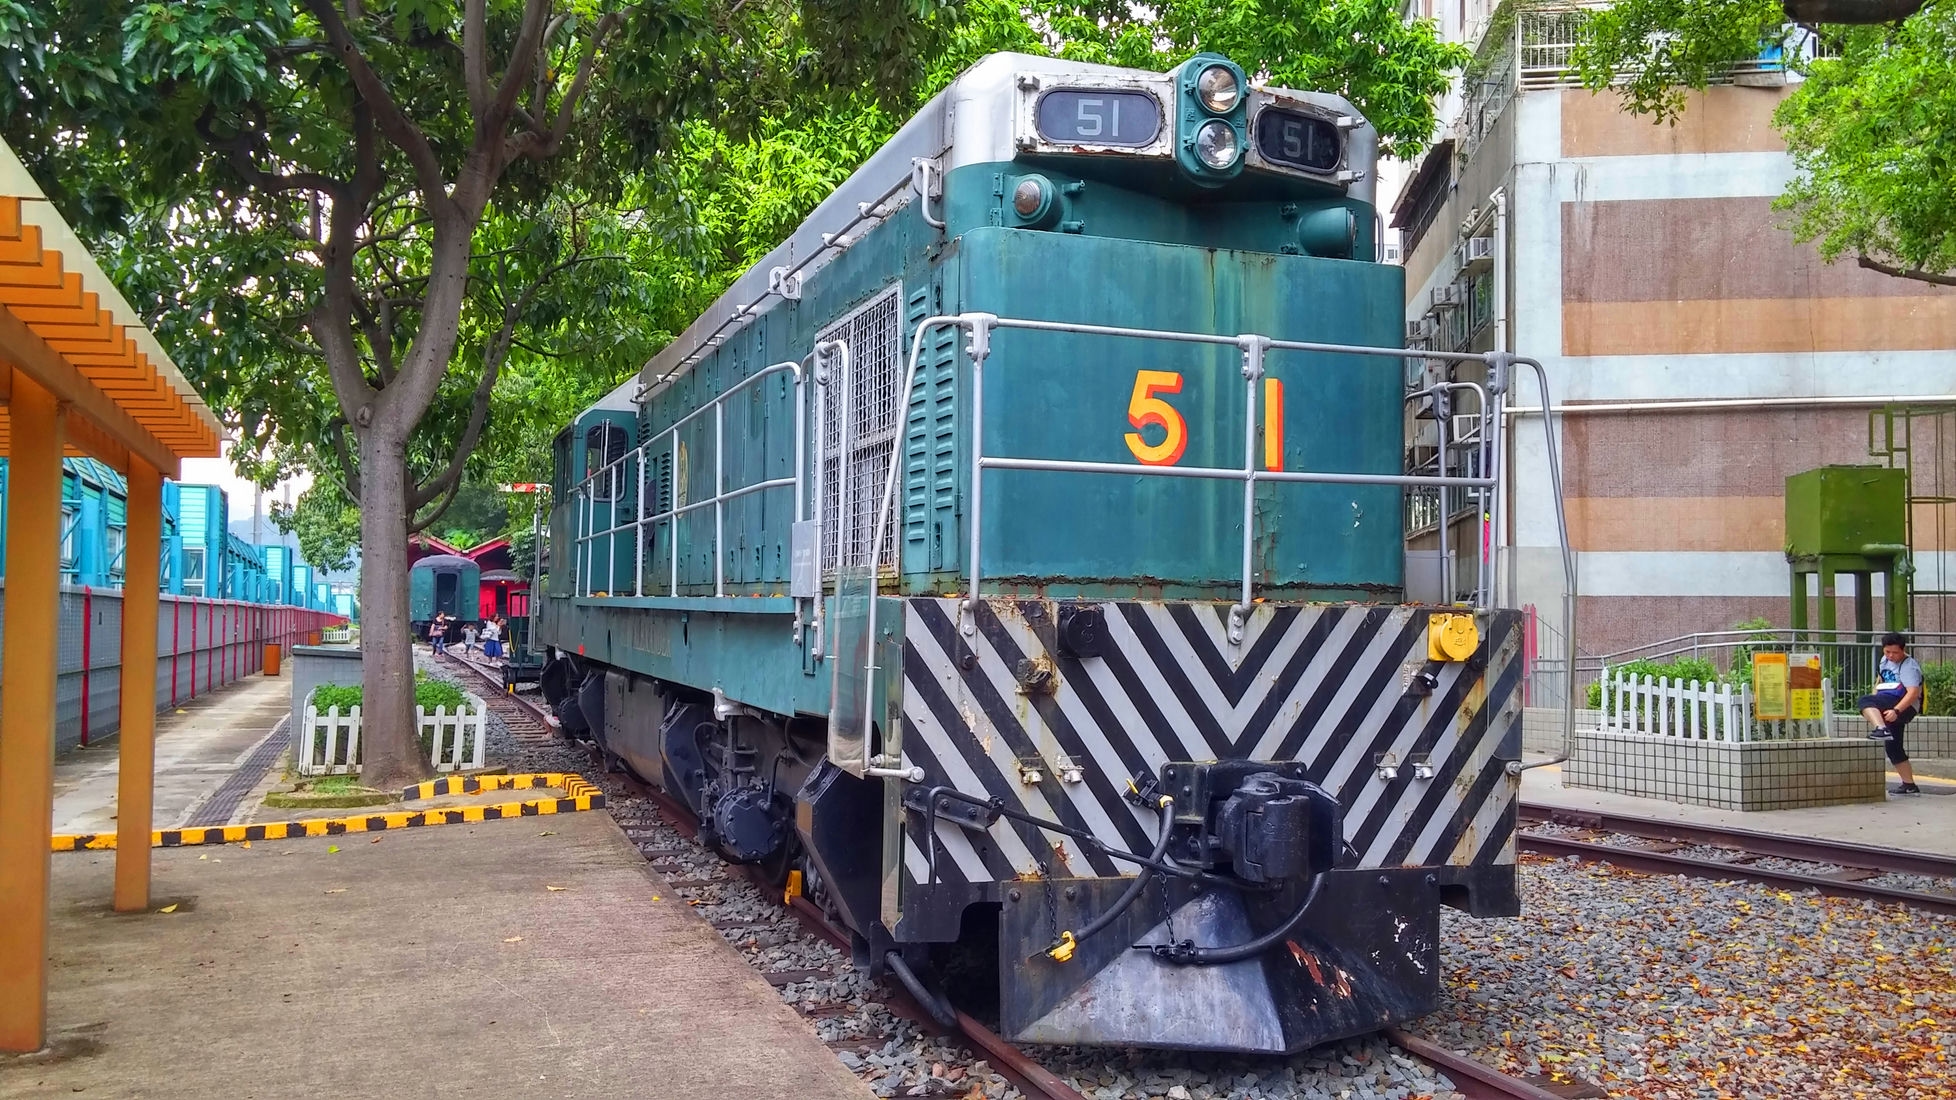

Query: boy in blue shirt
[1861,632,1922,795]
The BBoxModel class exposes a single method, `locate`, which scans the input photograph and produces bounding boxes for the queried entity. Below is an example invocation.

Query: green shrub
[306,680,478,767]
[307,680,468,712]
[1922,661,1956,717]
[1587,657,1721,709]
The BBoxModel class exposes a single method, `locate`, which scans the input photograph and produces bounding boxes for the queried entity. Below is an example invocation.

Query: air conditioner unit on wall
[1405,318,1435,341]
[1462,236,1493,274]
[1429,284,1462,310]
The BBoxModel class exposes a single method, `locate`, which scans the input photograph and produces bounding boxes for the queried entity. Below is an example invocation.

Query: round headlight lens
[1196,65,1241,113]
[1194,119,1240,170]
[1012,177,1049,217]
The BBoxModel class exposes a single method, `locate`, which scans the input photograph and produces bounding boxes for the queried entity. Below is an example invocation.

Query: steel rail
[1384,1028,1580,1100]
[1516,812,1956,917]
[1518,803,1956,880]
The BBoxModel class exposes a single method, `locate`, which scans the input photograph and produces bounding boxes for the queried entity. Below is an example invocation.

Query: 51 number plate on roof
[1034,89,1162,147]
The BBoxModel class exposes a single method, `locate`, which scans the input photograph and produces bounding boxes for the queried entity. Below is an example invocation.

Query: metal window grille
[819,284,903,574]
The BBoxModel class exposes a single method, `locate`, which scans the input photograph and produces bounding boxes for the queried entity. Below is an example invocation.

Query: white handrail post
[635,446,647,596]
[714,398,726,597]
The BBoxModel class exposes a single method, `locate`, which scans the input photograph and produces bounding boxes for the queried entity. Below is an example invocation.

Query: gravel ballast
[1412,853,1956,1100]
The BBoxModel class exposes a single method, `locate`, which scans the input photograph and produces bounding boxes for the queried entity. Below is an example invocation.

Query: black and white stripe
[899,599,1522,884]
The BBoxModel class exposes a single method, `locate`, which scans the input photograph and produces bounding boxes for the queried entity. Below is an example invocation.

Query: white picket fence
[298,690,488,775]
[1599,670,1833,742]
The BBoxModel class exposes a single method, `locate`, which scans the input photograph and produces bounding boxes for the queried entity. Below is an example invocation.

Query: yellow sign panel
[1788,653,1824,721]
[1753,652,1789,721]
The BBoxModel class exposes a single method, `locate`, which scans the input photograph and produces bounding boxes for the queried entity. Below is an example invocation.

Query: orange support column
[114,459,162,912]
[0,372,66,1053]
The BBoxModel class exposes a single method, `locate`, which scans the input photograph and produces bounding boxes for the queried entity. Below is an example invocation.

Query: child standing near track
[462,621,478,655]
[1862,632,1923,796]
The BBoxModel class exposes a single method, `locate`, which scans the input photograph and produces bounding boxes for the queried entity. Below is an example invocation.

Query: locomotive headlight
[1194,120,1240,169]
[1013,177,1051,217]
[1195,65,1241,113]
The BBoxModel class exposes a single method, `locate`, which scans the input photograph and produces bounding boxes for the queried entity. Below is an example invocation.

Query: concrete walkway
[1523,755,1956,857]
[50,675,289,835]
[1,810,872,1100]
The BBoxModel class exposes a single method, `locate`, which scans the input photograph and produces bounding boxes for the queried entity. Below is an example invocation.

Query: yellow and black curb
[52,773,606,852]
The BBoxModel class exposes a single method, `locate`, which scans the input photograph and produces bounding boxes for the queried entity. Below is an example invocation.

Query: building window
[107,525,126,583]
[60,505,78,569]
[183,547,206,596]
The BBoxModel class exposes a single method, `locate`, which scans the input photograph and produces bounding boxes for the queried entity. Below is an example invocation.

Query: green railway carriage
[539,53,1545,1054]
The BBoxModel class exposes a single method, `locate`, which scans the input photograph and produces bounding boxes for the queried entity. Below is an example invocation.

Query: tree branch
[407,248,599,510]
[1782,0,1926,23]
[506,12,623,164]
[329,419,363,500]
[487,0,556,131]
[195,103,346,197]
[410,473,465,534]
[304,0,455,211]
[463,0,491,120]
[309,102,386,426]
[1856,254,1956,287]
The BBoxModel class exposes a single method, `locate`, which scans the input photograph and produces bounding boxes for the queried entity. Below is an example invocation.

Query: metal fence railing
[1558,628,1956,716]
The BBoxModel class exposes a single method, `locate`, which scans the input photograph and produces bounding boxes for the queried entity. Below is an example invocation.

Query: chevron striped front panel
[898,598,1522,888]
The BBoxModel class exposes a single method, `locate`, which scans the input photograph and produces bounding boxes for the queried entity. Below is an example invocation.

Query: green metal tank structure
[409,553,479,630]
[1786,464,1910,635]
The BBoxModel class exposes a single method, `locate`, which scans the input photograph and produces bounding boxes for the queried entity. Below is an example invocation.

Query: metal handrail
[849,312,1578,773]
[572,360,806,601]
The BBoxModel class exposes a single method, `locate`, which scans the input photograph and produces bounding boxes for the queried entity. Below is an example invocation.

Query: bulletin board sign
[1753,652,1789,721]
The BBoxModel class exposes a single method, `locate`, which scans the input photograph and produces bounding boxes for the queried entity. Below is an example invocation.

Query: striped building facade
[1393,41,1956,666]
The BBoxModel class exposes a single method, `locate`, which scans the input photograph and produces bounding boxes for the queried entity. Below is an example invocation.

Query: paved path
[2,810,872,1100]
[1523,755,1956,857]
[50,675,290,834]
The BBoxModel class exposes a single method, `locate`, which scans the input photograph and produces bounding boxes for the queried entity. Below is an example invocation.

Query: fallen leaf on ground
[504,936,523,943]
[198,854,208,861]
[538,831,554,836]
[546,886,567,892]
[158,904,177,914]
[240,841,251,849]
[325,888,346,894]
[370,837,381,844]
[651,895,661,901]
[327,845,340,853]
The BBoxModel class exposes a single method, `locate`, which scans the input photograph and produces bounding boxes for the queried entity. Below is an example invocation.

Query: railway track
[439,651,1567,1100]
[1517,803,1956,916]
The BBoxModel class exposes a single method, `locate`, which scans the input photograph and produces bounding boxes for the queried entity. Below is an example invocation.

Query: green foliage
[1588,657,1722,708]
[1,0,1469,574]
[1921,661,1955,717]
[1774,6,1956,281]
[1566,0,1955,283]
[309,678,468,712]
[270,483,361,575]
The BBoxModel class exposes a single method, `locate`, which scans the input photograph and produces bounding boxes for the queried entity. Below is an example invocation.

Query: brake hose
[1044,796,1174,963]
[1145,868,1328,966]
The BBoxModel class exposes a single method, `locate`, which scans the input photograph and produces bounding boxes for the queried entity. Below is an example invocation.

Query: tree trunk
[357,428,427,790]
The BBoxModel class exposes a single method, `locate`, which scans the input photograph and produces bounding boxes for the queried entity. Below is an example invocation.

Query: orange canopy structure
[0,137,225,1054]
